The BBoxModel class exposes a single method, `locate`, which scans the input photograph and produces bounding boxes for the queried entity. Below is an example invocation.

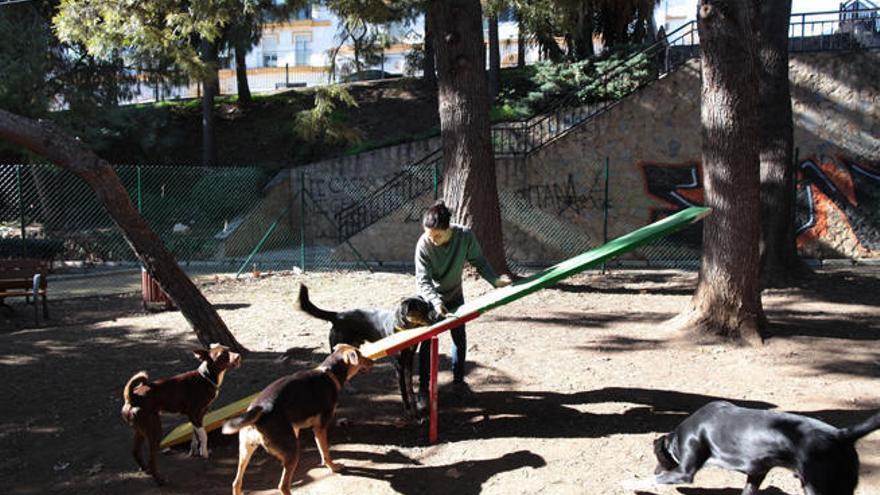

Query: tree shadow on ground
[343,387,778,447]
[774,268,880,308]
[493,311,670,329]
[342,450,546,495]
[344,386,880,449]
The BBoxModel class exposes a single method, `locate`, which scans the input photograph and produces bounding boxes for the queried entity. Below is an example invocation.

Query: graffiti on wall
[796,156,880,255]
[638,161,704,247]
[512,171,604,216]
[638,156,880,256]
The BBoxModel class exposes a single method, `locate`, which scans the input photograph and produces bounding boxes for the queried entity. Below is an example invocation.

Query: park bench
[0,259,50,323]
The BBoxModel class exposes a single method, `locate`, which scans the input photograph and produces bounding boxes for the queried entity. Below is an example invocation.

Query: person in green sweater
[415,200,511,401]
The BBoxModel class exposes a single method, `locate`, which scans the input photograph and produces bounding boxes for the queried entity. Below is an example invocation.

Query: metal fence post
[16,165,26,257]
[137,165,143,214]
[286,63,290,86]
[602,157,610,273]
[300,171,306,272]
[433,161,439,199]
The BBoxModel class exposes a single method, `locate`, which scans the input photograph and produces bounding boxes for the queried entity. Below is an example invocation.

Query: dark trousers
[418,299,466,395]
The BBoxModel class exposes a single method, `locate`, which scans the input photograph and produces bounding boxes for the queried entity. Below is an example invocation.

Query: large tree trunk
[517,14,526,68]
[670,0,765,344]
[488,14,501,100]
[234,41,253,105]
[572,0,594,60]
[200,38,218,166]
[430,0,508,274]
[757,0,809,286]
[0,109,246,352]
[423,7,438,90]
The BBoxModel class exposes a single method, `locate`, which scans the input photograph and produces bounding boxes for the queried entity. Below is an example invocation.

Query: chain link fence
[0,161,700,292]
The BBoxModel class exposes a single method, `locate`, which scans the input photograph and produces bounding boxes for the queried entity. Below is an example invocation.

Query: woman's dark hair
[422,200,452,229]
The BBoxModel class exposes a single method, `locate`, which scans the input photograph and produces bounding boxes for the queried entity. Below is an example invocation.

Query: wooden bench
[0,259,50,323]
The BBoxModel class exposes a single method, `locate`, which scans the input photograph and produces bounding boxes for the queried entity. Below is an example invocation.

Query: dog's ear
[394,300,410,327]
[653,434,677,470]
[193,349,211,361]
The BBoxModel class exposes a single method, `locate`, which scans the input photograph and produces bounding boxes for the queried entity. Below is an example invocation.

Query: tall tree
[756,0,808,285]
[430,0,508,273]
[0,109,246,352]
[670,0,765,344]
[54,0,244,166]
[423,5,438,89]
[488,12,501,99]
[200,39,220,166]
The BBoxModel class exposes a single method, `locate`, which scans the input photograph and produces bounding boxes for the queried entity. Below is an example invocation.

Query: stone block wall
[232,50,879,264]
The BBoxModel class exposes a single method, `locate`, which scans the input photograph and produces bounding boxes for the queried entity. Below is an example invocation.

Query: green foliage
[294,85,364,146]
[497,44,657,115]
[191,168,268,222]
[53,0,250,80]
[490,102,531,122]
[0,4,52,117]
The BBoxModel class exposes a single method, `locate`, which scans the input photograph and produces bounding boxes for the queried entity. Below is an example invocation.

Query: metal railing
[331,8,878,245]
[334,149,442,241]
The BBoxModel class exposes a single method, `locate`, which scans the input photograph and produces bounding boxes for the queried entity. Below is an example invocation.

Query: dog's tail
[222,406,264,434]
[839,411,880,442]
[297,284,337,322]
[123,371,149,405]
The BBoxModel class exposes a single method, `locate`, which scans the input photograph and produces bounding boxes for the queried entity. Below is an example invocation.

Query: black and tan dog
[638,400,880,495]
[222,344,373,495]
[297,283,439,420]
[121,343,241,485]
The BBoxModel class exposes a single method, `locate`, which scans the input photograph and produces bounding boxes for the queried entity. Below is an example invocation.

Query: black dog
[647,400,880,495]
[297,284,439,420]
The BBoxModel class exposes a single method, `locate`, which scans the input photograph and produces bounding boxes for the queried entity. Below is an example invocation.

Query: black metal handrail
[334,149,442,241]
[334,8,878,242]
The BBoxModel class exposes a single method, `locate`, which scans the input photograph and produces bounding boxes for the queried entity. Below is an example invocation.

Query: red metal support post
[428,335,439,444]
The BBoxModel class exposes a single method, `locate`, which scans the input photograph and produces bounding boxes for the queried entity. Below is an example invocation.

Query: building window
[293,5,312,20]
[295,35,312,66]
[262,33,279,67]
[263,53,278,67]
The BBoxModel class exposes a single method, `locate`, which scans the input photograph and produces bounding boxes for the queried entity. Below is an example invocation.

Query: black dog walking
[649,400,880,495]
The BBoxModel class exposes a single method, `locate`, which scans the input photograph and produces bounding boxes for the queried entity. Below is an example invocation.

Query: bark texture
[672,0,766,344]
[423,6,438,90]
[0,109,246,352]
[756,0,809,286]
[200,38,218,166]
[430,0,508,274]
[234,41,253,105]
[488,14,501,100]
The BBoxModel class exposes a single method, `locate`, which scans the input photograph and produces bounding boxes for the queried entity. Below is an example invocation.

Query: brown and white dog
[121,343,242,485]
[222,344,373,495]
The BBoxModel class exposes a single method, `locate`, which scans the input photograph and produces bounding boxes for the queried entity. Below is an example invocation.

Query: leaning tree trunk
[670,0,766,344]
[234,41,253,105]
[200,38,219,166]
[430,0,508,274]
[0,109,246,352]
[757,0,809,286]
[488,14,501,100]
[423,6,438,90]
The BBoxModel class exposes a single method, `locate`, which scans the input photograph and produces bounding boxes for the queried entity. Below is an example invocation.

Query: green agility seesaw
[161,206,710,448]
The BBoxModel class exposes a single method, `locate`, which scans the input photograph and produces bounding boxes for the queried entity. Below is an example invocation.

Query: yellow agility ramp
[161,206,710,448]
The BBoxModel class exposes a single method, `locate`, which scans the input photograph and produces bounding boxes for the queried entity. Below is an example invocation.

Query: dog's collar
[318,366,344,392]
[665,437,681,465]
[197,362,219,389]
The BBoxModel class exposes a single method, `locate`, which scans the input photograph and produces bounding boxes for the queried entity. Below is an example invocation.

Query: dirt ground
[1,266,878,495]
